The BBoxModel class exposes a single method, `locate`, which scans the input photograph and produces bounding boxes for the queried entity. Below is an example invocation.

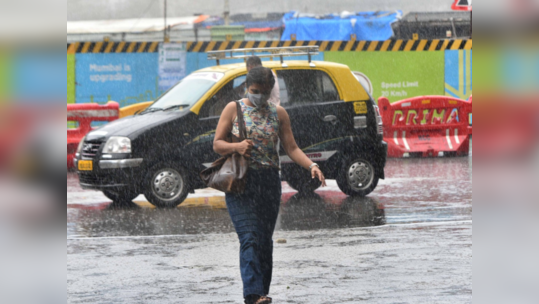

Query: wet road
[67,156,472,303]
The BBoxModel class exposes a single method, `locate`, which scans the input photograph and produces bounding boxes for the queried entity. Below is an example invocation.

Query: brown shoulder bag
[199,101,249,193]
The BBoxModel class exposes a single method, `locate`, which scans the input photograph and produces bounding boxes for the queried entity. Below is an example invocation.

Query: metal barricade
[378,95,472,157]
[67,102,119,168]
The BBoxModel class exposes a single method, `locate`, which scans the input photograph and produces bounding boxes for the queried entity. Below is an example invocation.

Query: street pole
[164,0,167,42]
[224,0,230,26]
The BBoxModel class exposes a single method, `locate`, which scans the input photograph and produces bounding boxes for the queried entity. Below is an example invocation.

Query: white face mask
[247,92,270,108]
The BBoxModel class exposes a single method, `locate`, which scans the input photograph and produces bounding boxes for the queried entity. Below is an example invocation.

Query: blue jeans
[225,168,282,298]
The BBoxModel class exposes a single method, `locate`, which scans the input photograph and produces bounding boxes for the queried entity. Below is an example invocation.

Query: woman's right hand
[236,140,253,158]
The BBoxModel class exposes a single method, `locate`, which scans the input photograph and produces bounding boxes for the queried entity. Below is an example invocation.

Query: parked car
[75,47,387,207]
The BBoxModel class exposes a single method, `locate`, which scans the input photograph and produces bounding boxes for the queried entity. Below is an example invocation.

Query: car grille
[78,172,115,185]
[81,141,103,159]
[78,173,101,185]
[378,124,384,134]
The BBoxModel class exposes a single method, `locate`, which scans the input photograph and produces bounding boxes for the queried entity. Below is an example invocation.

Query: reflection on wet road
[68,157,471,238]
[68,193,386,238]
[67,157,472,303]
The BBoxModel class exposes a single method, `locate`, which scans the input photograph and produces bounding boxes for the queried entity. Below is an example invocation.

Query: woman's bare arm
[213,101,253,157]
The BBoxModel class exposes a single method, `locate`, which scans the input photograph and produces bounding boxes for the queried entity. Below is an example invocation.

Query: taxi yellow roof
[189,60,370,114]
[197,60,349,74]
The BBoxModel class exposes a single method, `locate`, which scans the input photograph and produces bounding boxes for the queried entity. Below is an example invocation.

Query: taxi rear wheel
[103,189,139,202]
[143,163,190,208]
[337,156,379,197]
[285,169,322,193]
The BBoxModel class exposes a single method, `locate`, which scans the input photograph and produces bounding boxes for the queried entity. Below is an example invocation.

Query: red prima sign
[452,0,472,11]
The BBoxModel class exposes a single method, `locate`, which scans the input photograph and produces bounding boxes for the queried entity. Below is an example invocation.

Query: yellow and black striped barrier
[67,39,472,54]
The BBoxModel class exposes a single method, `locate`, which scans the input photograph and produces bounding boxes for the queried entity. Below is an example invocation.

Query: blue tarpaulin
[281,11,402,41]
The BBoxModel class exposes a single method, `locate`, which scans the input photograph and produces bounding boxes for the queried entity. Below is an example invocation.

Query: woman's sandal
[245,295,272,304]
[255,296,272,304]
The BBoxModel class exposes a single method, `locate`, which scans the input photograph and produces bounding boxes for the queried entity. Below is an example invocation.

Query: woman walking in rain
[213,66,326,304]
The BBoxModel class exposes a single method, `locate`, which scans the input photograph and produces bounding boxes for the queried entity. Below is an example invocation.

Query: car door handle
[323,115,338,125]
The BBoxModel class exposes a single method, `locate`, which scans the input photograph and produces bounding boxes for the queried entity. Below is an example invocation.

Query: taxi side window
[276,75,289,105]
[200,75,246,118]
[276,70,340,106]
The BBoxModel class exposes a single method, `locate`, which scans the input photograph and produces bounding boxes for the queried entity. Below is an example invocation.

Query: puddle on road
[67,156,472,239]
[67,193,386,239]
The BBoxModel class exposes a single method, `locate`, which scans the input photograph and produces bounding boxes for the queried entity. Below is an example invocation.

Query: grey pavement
[67,156,472,303]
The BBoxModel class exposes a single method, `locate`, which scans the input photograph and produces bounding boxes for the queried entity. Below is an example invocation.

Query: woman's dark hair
[246,66,275,90]
[246,56,262,67]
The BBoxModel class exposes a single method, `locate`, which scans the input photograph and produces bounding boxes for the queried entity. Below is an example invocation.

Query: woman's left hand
[311,166,327,187]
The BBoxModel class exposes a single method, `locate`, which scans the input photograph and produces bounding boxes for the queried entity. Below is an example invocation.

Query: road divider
[378,95,472,157]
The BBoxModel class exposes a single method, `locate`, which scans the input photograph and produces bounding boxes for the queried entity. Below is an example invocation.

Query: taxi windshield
[148,72,224,111]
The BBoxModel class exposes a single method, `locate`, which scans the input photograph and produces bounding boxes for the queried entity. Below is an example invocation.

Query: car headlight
[103,137,131,154]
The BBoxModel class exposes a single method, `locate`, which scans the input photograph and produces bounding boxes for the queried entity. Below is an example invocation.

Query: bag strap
[236,100,247,141]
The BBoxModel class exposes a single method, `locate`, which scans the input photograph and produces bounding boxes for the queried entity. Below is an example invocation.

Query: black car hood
[84,111,186,141]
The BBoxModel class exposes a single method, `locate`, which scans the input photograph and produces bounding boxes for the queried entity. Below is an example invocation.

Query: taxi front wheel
[143,163,190,208]
[337,156,379,197]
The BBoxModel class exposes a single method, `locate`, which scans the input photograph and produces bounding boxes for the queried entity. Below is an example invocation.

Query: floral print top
[231,99,280,170]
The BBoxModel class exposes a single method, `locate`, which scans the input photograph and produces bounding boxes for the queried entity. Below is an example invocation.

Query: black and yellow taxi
[75,47,387,208]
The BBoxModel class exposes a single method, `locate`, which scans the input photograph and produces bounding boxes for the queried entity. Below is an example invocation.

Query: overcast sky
[68,0,454,21]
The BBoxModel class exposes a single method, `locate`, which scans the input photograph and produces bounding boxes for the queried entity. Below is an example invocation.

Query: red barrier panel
[67,102,119,169]
[0,106,35,169]
[472,94,539,158]
[378,96,472,158]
